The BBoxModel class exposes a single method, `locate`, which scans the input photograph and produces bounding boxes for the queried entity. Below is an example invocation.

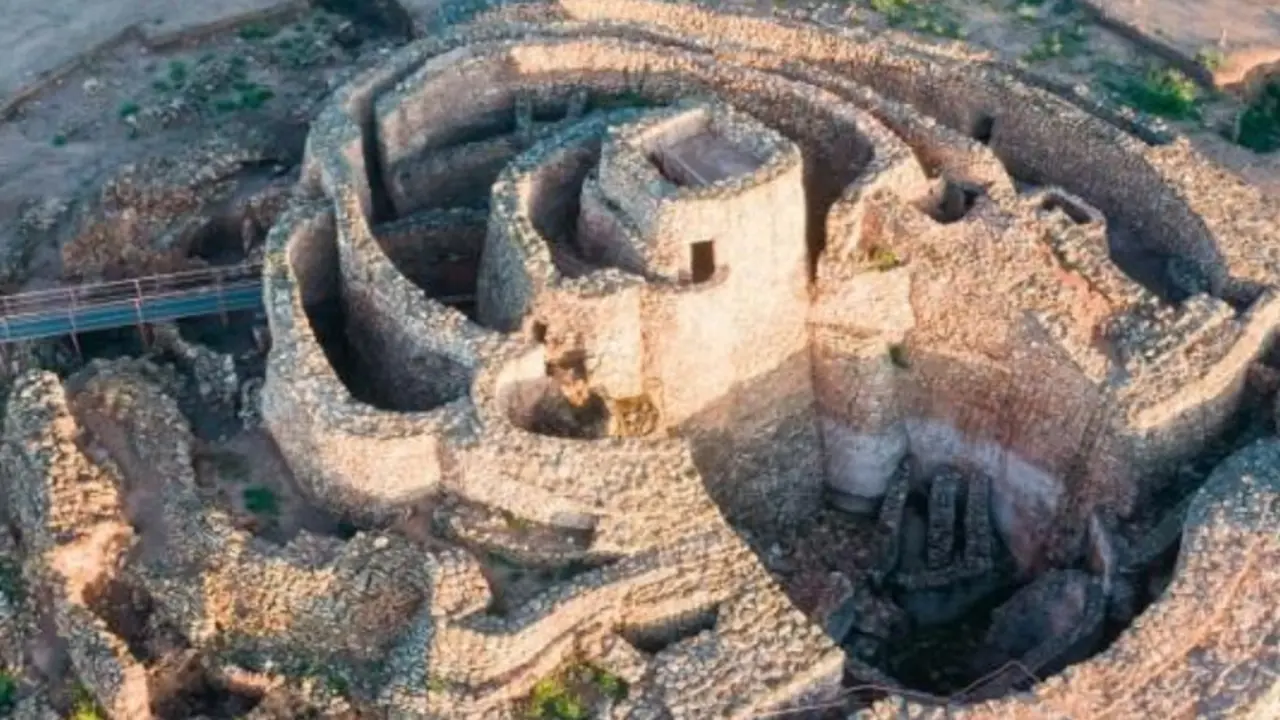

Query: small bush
[1196,47,1226,71]
[590,667,627,702]
[238,22,277,40]
[242,486,279,516]
[117,101,141,118]
[1232,81,1280,153]
[1108,67,1201,120]
[237,84,274,110]
[167,60,188,87]
[865,246,902,272]
[0,670,16,713]
[527,677,585,720]
[1023,24,1088,62]
[869,0,963,38]
[69,685,105,720]
[0,559,22,602]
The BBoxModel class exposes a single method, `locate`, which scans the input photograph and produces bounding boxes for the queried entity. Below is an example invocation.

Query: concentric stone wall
[250,0,1280,716]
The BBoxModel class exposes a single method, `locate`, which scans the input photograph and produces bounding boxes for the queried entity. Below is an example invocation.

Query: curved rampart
[253,1,1280,716]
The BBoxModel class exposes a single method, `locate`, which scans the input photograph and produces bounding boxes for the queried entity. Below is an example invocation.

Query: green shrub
[869,0,963,38]
[865,246,902,272]
[238,22,277,40]
[1108,67,1201,120]
[527,677,585,720]
[242,486,279,516]
[69,685,105,720]
[0,670,16,713]
[590,667,627,702]
[0,559,22,602]
[1232,81,1280,153]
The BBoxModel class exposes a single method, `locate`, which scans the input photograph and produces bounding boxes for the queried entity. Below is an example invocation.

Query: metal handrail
[0,262,265,346]
[0,279,262,322]
[2,262,263,315]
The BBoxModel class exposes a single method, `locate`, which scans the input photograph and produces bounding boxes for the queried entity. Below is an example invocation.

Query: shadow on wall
[679,350,826,538]
[287,215,469,412]
[374,210,488,318]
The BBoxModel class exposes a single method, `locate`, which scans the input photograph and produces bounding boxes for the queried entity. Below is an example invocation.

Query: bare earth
[0,0,303,108]
[1084,0,1280,87]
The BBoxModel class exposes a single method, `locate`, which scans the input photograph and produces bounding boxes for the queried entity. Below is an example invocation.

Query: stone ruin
[2,0,1280,717]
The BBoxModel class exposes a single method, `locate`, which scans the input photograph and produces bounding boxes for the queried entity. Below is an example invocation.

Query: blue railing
[0,263,263,344]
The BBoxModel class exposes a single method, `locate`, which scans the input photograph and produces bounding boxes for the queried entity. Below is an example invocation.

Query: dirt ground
[1084,0,1280,87]
[0,0,304,105]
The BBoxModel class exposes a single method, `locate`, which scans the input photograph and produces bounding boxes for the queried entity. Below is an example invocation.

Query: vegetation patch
[238,22,279,41]
[0,558,22,603]
[863,246,902,272]
[1229,81,1280,153]
[1196,47,1226,72]
[1023,23,1089,62]
[271,27,338,70]
[0,669,15,714]
[868,0,964,39]
[243,486,280,517]
[68,685,105,720]
[1103,65,1202,120]
[524,663,628,719]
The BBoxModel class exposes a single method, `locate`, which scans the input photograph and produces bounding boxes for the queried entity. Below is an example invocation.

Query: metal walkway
[0,263,263,345]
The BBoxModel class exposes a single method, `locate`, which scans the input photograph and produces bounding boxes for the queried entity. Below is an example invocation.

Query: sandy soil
[1083,0,1280,87]
[0,0,305,107]
[0,6,398,294]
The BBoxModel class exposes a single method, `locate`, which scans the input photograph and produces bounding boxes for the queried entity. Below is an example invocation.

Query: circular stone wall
[257,1,1280,716]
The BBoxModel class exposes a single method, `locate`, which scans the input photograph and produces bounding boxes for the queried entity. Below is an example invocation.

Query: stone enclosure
[3,0,1280,718]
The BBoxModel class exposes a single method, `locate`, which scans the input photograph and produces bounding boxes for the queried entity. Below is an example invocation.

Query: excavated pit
[192,430,355,544]
[736,347,1278,699]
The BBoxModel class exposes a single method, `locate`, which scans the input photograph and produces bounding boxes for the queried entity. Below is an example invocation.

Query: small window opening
[531,321,548,344]
[971,115,996,145]
[691,241,716,283]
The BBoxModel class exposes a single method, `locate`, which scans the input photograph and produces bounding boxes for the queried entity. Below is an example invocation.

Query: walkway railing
[0,262,264,347]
